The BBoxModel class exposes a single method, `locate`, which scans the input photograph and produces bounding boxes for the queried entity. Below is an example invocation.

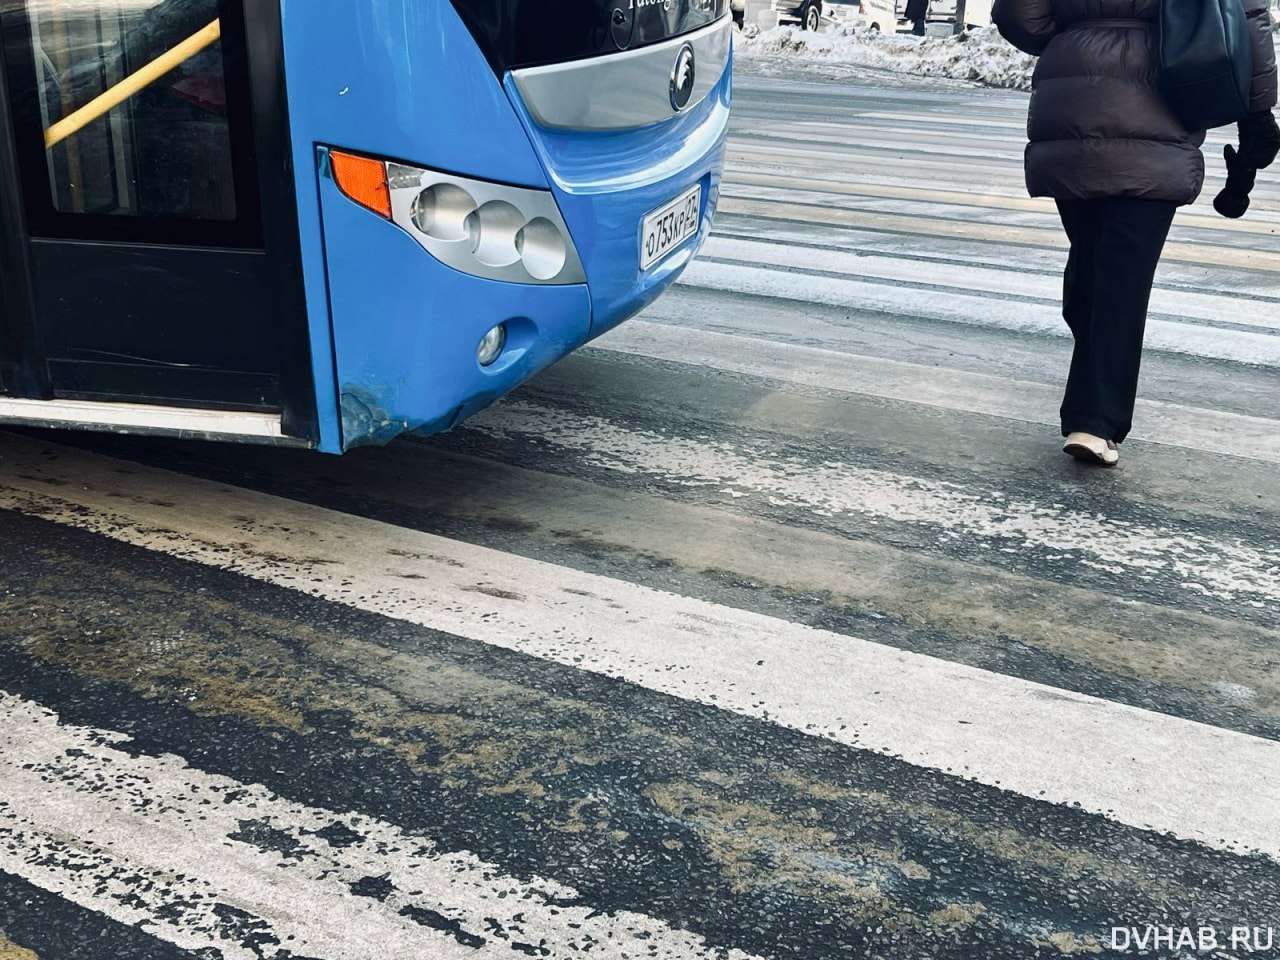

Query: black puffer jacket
[993,0,1278,204]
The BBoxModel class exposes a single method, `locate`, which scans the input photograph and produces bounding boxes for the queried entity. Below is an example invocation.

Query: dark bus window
[1,0,261,245]
[451,0,727,74]
[27,0,234,220]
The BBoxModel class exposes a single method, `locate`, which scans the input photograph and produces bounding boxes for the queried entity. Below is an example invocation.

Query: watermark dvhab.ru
[1111,926,1276,954]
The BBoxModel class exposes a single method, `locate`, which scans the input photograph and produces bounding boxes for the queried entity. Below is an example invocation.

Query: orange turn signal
[330,150,391,219]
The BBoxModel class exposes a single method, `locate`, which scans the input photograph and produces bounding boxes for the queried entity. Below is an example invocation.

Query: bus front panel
[281,0,731,451]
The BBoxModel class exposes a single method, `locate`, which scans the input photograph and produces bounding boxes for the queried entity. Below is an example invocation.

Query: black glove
[1214,144,1257,218]
[1237,110,1280,169]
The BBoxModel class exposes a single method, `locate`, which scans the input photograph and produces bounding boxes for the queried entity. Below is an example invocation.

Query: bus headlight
[411,183,476,242]
[340,153,585,285]
[328,149,585,285]
[516,218,569,281]
[466,200,525,268]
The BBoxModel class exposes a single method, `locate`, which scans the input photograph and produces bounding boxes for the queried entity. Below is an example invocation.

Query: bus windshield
[450,0,726,73]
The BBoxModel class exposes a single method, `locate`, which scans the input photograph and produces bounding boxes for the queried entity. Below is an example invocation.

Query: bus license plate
[640,185,701,271]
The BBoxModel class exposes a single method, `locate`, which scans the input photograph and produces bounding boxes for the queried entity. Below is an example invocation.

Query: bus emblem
[670,44,696,111]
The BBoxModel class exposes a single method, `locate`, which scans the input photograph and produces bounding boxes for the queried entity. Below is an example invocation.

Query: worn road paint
[595,321,1280,464]
[700,235,1280,333]
[1,437,1278,862]
[0,692,761,960]
[714,196,1280,273]
[0,933,37,960]
[678,260,1280,368]
[471,403,1280,609]
[724,166,1280,236]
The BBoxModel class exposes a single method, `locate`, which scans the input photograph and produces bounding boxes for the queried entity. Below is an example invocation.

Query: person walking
[992,0,1279,466]
[904,0,928,35]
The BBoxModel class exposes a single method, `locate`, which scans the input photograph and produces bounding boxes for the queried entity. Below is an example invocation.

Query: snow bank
[737,23,1280,91]
[736,24,1038,90]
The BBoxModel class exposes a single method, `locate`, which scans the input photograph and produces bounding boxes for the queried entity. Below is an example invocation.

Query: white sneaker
[1063,431,1119,466]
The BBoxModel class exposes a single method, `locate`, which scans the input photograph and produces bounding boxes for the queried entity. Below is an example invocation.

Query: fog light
[477,324,507,366]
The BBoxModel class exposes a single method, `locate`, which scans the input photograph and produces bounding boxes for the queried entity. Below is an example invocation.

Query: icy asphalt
[1,60,1279,960]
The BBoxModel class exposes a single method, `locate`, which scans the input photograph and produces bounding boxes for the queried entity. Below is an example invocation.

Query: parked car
[825,0,899,30]
[957,0,992,28]
[922,0,955,20]
[771,0,824,30]
[897,0,992,27]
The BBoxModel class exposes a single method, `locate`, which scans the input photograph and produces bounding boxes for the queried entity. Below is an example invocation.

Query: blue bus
[0,0,731,452]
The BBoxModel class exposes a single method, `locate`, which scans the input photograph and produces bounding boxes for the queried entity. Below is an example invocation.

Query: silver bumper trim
[511,18,732,132]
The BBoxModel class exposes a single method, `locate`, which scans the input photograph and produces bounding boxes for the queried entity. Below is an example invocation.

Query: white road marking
[595,320,1280,464]
[707,221,1280,298]
[726,119,1280,191]
[1,436,1278,862]
[469,402,1280,606]
[700,235,1280,332]
[0,692,762,960]
[729,126,1026,162]
[677,261,1280,366]
[855,110,1034,130]
[724,143,1280,207]
[722,167,1280,232]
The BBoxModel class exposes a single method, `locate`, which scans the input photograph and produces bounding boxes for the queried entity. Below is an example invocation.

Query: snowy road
[2,68,1279,960]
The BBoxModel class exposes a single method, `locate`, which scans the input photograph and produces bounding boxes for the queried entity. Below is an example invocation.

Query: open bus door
[0,0,315,445]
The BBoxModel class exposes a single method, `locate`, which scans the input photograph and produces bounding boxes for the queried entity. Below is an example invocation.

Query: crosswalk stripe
[678,260,1280,366]
[729,139,1024,174]
[594,320,1280,463]
[711,218,1280,297]
[855,110,1029,129]
[732,120,1280,200]
[0,692,759,960]
[730,123,1029,157]
[700,235,1280,331]
[724,171,1280,234]
[726,170,1060,207]
[727,139,1280,198]
[715,197,1280,271]
[464,402,1280,607]
[1,435,1278,862]
[733,77,1030,109]
[720,197,1060,243]
[726,150,1280,204]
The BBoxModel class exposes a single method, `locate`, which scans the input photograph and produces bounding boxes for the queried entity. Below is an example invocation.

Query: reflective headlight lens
[467,200,525,268]
[477,324,507,366]
[381,160,586,285]
[410,184,476,241]
[516,217,569,281]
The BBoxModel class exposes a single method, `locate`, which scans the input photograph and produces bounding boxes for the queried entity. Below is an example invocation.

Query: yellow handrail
[44,19,221,150]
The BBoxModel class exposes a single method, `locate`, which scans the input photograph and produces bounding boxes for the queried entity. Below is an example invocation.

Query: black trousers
[1055,198,1176,443]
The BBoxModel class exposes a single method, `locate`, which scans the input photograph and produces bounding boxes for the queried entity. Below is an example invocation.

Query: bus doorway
[0,0,315,443]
